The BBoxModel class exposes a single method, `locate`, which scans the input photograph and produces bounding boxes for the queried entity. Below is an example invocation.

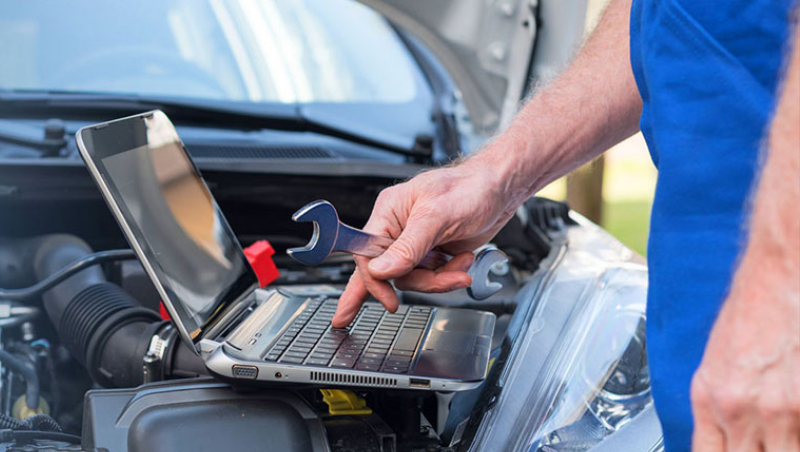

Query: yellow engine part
[320,389,372,416]
[12,395,50,420]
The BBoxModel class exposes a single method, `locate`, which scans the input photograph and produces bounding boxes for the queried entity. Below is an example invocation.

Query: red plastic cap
[159,303,171,321]
[244,240,280,288]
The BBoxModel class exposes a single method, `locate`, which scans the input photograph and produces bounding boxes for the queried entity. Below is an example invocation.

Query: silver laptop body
[76,111,495,391]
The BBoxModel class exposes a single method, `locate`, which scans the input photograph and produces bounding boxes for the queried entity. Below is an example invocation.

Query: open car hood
[359,0,588,135]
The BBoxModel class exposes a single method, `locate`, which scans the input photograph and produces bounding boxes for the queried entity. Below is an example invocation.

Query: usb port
[409,378,430,388]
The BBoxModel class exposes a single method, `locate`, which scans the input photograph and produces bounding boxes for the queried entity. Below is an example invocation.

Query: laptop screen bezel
[75,110,259,351]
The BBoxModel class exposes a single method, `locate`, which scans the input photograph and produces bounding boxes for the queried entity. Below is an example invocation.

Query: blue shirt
[629,1,795,450]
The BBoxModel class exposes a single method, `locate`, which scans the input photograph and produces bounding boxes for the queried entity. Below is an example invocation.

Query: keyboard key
[310,353,334,361]
[331,358,356,368]
[363,352,386,360]
[341,344,365,352]
[265,353,281,361]
[359,357,384,365]
[280,356,305,364]
[356,363,381,371]
[389,350,413,357]
[307,358,330,366]
[384,365,409,373]
[315,346,338,354]
[319,339,342,347]
[386,358,411,367]
[335,352,359,360]
[283,351,308,359]
[394,328,423,351]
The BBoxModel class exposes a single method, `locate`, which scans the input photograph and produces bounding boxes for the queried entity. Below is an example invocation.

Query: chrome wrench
[287,200,507,300]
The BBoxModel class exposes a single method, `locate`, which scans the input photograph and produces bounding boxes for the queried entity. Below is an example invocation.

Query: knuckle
[757,392,793,421]
[691,372,747,420]
[390,239,418,266]
[375,187,395,205]
[690,375,711,407]
[715,386,748,420]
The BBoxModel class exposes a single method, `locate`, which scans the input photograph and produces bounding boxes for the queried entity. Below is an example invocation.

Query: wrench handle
[335,224,452,270]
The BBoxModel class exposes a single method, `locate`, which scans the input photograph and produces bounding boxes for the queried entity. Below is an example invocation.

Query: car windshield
[0,0,418,105]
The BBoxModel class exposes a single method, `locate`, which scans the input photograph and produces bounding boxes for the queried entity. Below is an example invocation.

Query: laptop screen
[78,111,258,344]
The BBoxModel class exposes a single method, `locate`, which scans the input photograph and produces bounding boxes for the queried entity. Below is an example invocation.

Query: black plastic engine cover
[82,379,330,452]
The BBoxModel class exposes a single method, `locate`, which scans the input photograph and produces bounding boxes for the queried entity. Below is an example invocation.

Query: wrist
[464,130,537,216]
[731,245,800,309]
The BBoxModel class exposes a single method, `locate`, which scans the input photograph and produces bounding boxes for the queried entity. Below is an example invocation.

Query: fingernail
[453,281,471,290]
[369,255,395,273]
[461,256,475,272]
[331,313,348,327]
[331,306,350,325]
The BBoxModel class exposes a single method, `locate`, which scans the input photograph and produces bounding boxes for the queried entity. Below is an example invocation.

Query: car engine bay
[0,158,571,451]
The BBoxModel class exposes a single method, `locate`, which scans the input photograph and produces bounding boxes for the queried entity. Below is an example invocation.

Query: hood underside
[359,0,587,136]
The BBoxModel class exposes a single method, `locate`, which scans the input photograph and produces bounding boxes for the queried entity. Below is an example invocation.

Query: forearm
[734,22,800,300]
[471,0,642,211]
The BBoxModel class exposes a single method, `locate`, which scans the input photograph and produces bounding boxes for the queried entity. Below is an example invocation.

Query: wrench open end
[467,248,508,300]
[286,200,340,266]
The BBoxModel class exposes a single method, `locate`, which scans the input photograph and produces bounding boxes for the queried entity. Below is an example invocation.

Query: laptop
[76,110,495,391]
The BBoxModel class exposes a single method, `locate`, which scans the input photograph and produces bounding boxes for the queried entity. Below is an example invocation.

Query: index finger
[332,272,369,328]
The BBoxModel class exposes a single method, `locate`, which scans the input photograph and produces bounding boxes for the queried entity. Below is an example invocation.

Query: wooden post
[566,156,605,224]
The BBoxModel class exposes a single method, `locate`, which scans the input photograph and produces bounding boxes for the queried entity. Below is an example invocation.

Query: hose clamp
[143,323,175,383]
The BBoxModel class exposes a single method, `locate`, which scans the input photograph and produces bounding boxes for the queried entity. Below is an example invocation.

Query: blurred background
[539,0,656,256]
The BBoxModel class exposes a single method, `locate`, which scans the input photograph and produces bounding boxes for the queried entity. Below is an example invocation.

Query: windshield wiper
[0,118,66,155]
[0,90,425,157]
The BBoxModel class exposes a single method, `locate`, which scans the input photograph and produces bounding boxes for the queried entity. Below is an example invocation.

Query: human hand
[691,258,800,452]
[331,157,515,327]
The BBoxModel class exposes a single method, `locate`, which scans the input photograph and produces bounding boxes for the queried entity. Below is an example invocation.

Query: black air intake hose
[58,282,162,387]
[26,234,203,388]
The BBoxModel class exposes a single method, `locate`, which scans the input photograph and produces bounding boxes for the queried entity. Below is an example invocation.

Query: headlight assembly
[468,218,663,452]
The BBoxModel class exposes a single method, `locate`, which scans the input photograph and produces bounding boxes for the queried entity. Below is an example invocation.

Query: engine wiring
[0,350,39,410]
[0,430,80,445]
[0,249,136,301]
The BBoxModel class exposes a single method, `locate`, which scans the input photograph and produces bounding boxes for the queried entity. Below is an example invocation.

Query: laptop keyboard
[264,299,432,374]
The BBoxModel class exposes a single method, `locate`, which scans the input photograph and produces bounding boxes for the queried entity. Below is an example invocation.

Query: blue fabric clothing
[628,1,796,451]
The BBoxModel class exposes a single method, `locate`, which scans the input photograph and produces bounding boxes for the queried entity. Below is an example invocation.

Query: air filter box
[81,379,329,452]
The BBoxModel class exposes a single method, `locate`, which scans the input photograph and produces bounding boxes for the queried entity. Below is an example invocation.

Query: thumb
[367,215,441,279]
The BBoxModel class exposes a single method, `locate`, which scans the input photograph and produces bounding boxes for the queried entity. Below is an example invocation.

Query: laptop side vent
[310,371,397,388]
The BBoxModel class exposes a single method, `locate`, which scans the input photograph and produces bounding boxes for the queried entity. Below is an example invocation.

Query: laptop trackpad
[422,330,474,354]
